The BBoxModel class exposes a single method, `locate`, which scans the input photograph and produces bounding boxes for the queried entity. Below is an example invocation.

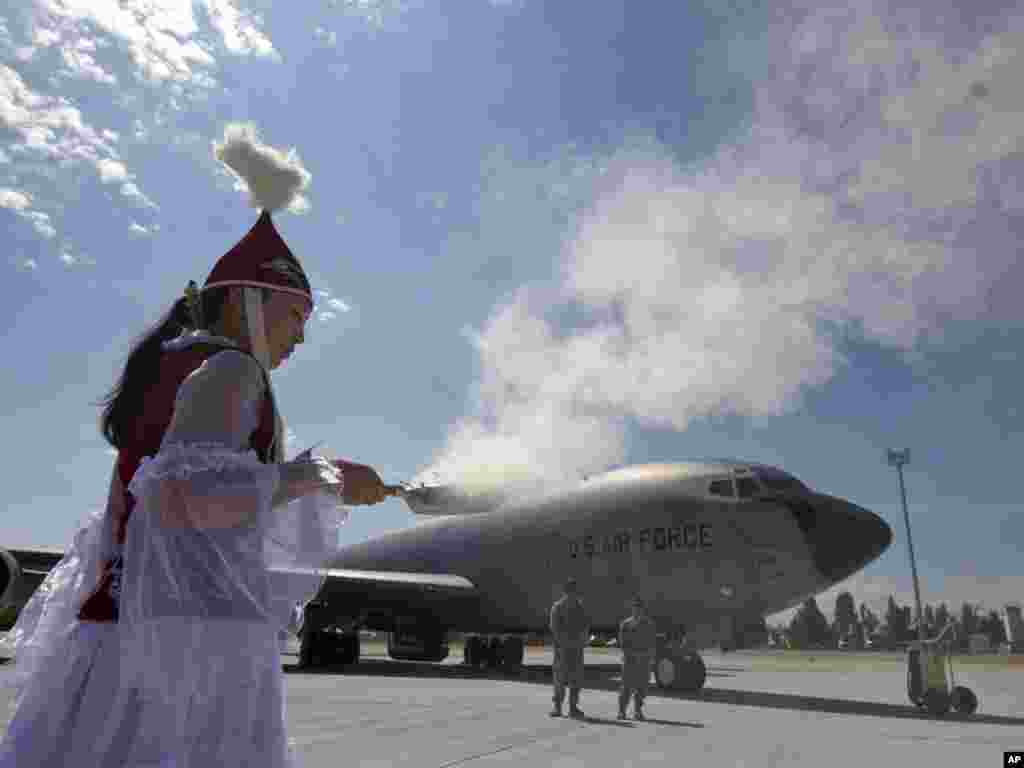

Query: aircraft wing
[274,567,481,629]
[3,549,480,631]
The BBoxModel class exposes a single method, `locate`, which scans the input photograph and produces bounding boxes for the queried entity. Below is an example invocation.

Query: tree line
[776,591,1009,651]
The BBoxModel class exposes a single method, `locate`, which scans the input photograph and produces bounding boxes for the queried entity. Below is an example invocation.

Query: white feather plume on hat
[214,122,312,214]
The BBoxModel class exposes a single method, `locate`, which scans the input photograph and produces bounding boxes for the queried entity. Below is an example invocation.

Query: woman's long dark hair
[98,287,230,450]
[100,259,310,450]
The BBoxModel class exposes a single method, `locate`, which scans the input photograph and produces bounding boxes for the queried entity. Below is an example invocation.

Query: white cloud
[0,64,116,160]
[96,158,129,182]
[315,289,331,299]
[425,1,1024,493]
[0,188,32,210]
[20,258,38,271]
[204,0,278,59]
[0,1,280,255]
[29,0,278,84]
[313,27,337,46]
[317,310,337,323]
[0,189,59,238]
[120,181,158,208]
[24,210,56,238]
[35,0,206,83]
[95,159,158,208]
[327,297,351,312]
[128,221,151,235]
[59,43,117,84]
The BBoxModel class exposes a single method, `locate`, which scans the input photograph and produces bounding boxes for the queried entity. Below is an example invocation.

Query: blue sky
[1,0,1022,623]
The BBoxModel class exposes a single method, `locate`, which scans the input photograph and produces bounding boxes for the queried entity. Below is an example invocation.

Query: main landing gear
[297,601,360,669]
[653,634,707,693]
[463,634,525,672]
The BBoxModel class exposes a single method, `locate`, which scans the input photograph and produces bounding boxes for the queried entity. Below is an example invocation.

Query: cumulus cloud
[0,187,57,238]
[30,0,276,84]
[94,159,158,208]
[313,27,337,47]
[96,158,129,183]
[120,181,158,208]
[424,0,1024,492]
[23,210,56,238]
[0,188,32,210]
[214,122,312,214]
[204,0,278,59]
[0,1,279,250]
[327,297,351,312]
[0,64,116,161]
[59,43,117,84]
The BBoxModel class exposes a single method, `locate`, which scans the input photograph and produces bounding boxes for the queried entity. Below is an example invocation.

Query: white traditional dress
[1,343,346,767]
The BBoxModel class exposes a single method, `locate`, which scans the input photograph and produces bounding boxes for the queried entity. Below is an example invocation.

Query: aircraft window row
[735,477,760,498]
[755,471,806,492]
[708,479,734,497]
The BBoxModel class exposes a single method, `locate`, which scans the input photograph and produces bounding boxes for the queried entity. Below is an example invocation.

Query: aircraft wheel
[951,686,978,716]
[655,655,677,689]
[486,637,502,668]
[464,636,483,667]
[338,633,360,666]
[677,653,707,692]
[299,629,324,669]
[501,637,525,671]
[655,653,706,692]
[923,688,951,716]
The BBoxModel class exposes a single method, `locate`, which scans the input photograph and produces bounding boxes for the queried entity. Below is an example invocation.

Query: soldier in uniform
[549,578,589,718]
[618,596,657,721]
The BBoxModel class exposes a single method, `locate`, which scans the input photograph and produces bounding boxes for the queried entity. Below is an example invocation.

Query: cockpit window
[755,468,807,492]
[735,476,760,498]
[708,478,734,497]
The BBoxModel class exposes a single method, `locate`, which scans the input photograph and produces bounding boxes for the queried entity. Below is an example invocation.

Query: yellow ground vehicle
[906,623,979,716]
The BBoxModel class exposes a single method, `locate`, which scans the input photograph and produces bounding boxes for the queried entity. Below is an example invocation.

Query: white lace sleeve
[117,349,347,703]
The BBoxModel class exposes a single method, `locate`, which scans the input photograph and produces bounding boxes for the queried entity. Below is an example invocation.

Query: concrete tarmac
[3,641,1022,767]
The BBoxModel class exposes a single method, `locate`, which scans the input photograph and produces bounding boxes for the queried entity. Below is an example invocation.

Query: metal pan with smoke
[415,0,1024,501]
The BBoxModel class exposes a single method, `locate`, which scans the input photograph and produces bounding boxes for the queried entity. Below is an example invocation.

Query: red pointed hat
[203,211,313,304]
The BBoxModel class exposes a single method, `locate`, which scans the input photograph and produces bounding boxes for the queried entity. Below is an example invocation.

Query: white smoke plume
[423,0,1024,494]
[214,122,312,213]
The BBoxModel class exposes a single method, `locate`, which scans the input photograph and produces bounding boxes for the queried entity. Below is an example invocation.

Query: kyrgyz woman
[0,125,388,767]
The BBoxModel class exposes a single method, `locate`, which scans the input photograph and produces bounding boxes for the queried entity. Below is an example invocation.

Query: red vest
[78,343,275,623]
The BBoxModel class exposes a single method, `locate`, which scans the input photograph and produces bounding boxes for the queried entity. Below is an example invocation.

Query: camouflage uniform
[618,612,657,719]
[549,593,589,716]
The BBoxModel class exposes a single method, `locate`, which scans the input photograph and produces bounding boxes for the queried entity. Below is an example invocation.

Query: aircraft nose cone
[804,494,893,585]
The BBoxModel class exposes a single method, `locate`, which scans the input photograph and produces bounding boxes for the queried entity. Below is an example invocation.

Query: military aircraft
[1,460,891,692]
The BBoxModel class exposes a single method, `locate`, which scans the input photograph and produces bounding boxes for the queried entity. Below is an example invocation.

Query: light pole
[887,449,925,644]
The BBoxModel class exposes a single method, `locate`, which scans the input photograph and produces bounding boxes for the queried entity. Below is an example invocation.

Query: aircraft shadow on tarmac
[284,657,1024,727]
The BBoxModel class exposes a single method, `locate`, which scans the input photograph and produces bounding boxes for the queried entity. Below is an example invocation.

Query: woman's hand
[331,460,390,505]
